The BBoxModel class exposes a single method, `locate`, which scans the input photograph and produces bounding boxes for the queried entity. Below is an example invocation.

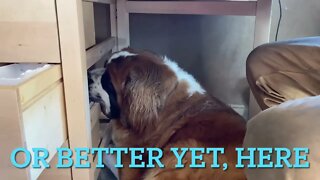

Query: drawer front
[19,65,62,109]
[0,0,60,62]
[22,83,67,180]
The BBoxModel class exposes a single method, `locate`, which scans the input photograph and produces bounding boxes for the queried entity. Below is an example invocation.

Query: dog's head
[88,49,205,133]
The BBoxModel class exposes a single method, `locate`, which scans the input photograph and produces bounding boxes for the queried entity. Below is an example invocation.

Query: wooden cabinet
[0,0,117,179]
[0,64,68,180]
[0,0,60,62]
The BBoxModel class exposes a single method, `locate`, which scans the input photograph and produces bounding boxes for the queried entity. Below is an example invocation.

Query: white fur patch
[108,51,137,64]
[163,56,205,96]
[88,68,111,115]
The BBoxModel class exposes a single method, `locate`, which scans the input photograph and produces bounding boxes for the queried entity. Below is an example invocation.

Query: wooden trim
[83,1,96,49]
[109,3,117,51]
[253,0,272,47]
[126,1,257,16]
[19,65,62,108]
[0,89,28,179]
[55,0,93,179]
[249,0,272,118]
[83,0,115,4]
[100,122,117,178]
[86,37,116,69]
[117,0,130,50]
[20,80,62,111]
[90,103,101,129]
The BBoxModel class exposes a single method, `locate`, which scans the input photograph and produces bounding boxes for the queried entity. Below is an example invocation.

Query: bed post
[116,0,130,50]
[249,0,272,117]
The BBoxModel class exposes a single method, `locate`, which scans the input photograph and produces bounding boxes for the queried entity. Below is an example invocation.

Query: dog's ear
[121,62,177,133]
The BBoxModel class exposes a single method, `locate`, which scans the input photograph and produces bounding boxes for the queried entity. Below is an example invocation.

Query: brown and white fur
[88,49,246,180]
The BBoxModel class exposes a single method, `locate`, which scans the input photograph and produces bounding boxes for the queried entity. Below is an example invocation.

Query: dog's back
[143,95,246,180]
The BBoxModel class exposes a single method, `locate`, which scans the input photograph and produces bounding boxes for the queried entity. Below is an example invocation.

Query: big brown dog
[88,49,246,180]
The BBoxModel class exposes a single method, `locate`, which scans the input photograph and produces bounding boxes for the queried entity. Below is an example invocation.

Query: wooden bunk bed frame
[59,0,272,179]
[0,0,271,179]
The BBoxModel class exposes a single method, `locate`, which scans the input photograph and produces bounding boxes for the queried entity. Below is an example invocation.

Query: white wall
[270,0,320,41]
[129,0,320,117]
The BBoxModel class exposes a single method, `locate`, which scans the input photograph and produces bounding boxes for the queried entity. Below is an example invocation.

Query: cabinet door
[0,0,60,62]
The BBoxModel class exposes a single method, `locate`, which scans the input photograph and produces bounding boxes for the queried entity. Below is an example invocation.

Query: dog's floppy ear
[121,62,177,133]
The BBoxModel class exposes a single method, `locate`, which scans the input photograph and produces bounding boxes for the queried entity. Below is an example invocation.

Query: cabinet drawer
[0,64,67,180]
[0,0,60,62]
[22,82,67,180]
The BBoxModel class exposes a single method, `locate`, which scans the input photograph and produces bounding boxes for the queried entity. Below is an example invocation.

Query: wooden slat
[83,1,96,49]
[19,65,62,109]
[86,37,116,69]
[110,2,117,51]
[91,121,102,148]
[0,89,28,180]
[126,1,257,16]
[117,0,130,50]
[100,122,117,179]
[90,103,101,129]
[83,0,115,4]
[90,103,102,149]
[249,0,272,118]
[253,0,272,47]
[55,0,93,179]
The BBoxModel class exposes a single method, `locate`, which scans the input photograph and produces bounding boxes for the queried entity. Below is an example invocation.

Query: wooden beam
[117,0,130,50]
[110,2,117,51]
[86,37,116,69]
[253,0,272,47]
[55,0,93,179]
[83,0,115,4]
[249,0,272,118]
[126,1,257,16]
